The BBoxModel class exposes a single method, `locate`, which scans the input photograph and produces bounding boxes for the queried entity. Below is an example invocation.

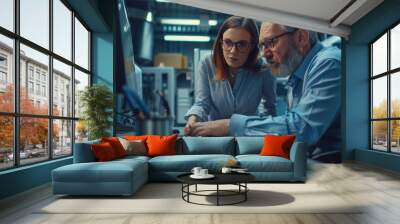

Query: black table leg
[245,183,247,201]
[217,184,219,206]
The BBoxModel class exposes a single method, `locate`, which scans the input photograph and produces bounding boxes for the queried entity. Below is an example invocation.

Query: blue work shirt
[229,42,341,162]
[185,54,277,121]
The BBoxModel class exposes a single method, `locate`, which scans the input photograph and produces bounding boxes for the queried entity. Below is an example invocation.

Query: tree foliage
[0,85,59,151]
[372,99,400,141]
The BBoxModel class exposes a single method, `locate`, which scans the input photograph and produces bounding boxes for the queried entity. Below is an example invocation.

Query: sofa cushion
[181,137,235,155]
[235,137,263,155]
[148,154,235,172]
[118,138,147,156]
[53,158,147,183]
[124,135,148,141]
[236,155,293,172]
[91,142,118,162]
[260,135,296,159]
[147,135,177,157]
[101,137,127,158]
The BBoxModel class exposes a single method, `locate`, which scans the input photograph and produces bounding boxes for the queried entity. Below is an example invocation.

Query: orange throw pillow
[124,135,148,141]
[260,135,296,159]
[146,135,177,157]
[101,137,127,158]
[91,142,117,161]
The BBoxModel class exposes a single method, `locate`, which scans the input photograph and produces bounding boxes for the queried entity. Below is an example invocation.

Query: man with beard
[189,22,341,163]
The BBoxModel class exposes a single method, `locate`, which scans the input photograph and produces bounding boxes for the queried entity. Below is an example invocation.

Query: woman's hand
[184,115,199,136]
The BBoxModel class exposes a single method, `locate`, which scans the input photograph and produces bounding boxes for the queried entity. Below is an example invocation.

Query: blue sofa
[52,137,307,196]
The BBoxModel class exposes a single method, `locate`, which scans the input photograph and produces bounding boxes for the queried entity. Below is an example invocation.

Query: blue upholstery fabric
[52,158,148,195]
[235,137,264,155]
[289,142,307,181]
[236,155,293,172]
[73,140,100,163]
[181,137,235,155]
[149,154,235,173]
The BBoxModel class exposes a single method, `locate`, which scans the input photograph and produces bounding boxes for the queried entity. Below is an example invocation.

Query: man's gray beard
[275,45,303,77]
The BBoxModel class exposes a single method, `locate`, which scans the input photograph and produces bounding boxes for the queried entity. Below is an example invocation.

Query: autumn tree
[0,84,59,152]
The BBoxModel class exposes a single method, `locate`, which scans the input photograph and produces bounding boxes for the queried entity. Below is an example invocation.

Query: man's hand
[190,119,230,136]
[184,115,199,136]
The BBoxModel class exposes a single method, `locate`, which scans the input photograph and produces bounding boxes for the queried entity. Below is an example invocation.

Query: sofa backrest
[180,137,235,155]
[235,137,264,155]
[74,136,268,163]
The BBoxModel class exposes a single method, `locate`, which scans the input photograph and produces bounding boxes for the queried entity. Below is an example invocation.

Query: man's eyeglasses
[221,39,252,52]
[259,29,298,50]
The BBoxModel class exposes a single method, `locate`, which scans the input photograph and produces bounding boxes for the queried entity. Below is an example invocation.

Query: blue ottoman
[52,156,148,196]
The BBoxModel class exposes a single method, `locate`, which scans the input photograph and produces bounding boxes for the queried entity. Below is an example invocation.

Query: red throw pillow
[91,142,117,161]
[101,137,127,158]
[260,135,296,159]
[146,135,177,157]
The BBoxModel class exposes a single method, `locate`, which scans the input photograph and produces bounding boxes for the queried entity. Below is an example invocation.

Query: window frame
[369,20,400,154]
[0,0,92,171]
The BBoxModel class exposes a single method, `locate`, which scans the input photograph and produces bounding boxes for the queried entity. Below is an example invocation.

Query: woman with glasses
[184,16,276,136]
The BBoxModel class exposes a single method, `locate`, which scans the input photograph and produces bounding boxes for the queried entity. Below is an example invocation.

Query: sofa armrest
[289,142,307,181]
[73,140,100,163]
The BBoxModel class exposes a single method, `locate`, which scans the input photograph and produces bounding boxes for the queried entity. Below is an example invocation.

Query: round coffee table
[177,173,255,206]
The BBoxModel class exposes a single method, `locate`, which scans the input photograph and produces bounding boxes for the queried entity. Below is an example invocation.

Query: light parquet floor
[1,161,400,224]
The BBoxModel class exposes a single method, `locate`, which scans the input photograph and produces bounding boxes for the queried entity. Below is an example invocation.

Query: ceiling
[126,0,230,40]
[169,0,384,38]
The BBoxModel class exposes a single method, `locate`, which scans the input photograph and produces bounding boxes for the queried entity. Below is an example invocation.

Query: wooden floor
[1,161,400,224]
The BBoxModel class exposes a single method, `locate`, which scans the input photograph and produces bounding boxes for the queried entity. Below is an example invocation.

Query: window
[20,0,49,49]
[42,85,46,97]
[53,0,72,60]
[0,71,6,85]
[0,0,91,170]
[0,55,7,67]
[36,83,40,95]
[0,34,13,113]
[370,23,400,154]
[28,81,34,94]
[0,0,14,32]
[53,59,72,117]
[74,69,89,119]
[28,67,34,80]
[41,73,46,83]
[35,70,41,81]
[75,17,90,70]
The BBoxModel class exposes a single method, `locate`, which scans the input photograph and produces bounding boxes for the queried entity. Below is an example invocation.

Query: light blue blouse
[185,54,277,121]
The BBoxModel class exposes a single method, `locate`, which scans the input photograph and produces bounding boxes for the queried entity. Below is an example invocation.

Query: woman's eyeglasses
[259,29,298,50]
[221,39,252,52]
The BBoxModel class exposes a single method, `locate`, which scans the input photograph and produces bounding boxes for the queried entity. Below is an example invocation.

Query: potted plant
[79,84,113,140]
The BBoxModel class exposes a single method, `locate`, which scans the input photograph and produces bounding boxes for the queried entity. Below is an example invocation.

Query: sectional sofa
[52,137,307,196]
